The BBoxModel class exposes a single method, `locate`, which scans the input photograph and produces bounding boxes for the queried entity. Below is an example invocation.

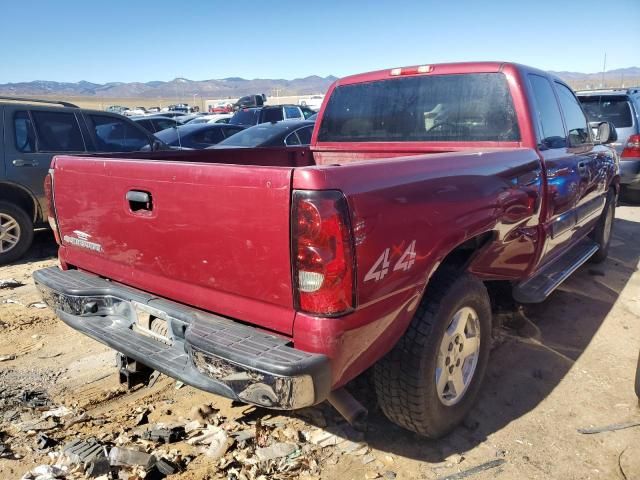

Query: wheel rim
[602,202,614,246]
[0,213,21,254]
[436,306,481,406]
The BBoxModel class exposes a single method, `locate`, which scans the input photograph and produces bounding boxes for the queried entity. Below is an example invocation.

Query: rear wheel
[0,201,33,265]
[374,271,491,438]
[590,190,615,263]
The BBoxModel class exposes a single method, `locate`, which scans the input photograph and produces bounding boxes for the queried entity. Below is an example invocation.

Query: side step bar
[513,238,599,303]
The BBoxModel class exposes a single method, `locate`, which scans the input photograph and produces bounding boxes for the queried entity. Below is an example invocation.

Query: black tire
[589,190,615,264]
[374,271,491,438]
[0,201,34,265]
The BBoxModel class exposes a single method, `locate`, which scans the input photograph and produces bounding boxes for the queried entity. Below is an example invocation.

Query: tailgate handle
[126,190,152,212]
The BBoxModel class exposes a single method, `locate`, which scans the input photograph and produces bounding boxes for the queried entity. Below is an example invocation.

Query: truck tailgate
[52,156,295,335]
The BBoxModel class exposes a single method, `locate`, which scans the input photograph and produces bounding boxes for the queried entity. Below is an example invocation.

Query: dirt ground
[0,206,639,480]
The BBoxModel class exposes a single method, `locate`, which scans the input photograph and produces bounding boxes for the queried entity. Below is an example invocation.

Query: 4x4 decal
[364,240,417,282]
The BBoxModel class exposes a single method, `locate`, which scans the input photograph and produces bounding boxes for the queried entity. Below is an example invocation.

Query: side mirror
[594,121,617,144]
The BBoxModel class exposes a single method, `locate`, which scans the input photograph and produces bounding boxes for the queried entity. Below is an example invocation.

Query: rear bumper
[620,157,640,185]
[33,267,331,409]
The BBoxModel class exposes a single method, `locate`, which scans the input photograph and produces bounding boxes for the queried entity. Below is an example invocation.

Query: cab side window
[14,111,37,153]
[555,82,591,147]
[262,108,283,123]
[528,75,566,149]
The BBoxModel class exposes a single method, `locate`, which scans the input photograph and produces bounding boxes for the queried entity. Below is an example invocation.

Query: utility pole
[600,53,607,88]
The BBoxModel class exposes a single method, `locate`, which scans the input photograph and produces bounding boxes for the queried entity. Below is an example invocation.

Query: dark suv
[0,97,164,264]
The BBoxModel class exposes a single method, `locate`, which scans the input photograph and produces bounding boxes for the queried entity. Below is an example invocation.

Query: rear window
[318,73,520,142]
[579,95,633,128]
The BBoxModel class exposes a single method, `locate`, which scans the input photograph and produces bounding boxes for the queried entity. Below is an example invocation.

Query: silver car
[578,88,640,202]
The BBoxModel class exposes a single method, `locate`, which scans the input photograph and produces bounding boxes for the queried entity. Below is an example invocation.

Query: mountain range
[0,75,338,99]
[0,67,638,99]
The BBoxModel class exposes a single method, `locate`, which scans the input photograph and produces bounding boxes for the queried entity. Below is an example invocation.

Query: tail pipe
[327,388,368,430]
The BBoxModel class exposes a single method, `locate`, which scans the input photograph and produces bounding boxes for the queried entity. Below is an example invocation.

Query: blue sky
[1,0,638,83]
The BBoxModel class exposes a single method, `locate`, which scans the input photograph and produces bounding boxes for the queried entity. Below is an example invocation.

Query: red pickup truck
[35,62,618,438]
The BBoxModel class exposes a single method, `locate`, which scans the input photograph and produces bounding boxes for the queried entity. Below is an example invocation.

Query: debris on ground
[63,437,107,467]
[156,457,180,475]
[35,432,57,450]
[255,442,297,461]
[41,405,73,420]
[20,464,68,480]
[437,459,506,480]
[141,425,185,444]
[27,302,48,309]
[109,446,156,469]
[0,442,13,459]
[20,390,51,408]
[577,420,640,434]
[0,354,16,362]
[0,278,24,289]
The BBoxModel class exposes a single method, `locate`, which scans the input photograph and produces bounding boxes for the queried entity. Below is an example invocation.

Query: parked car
[124,107,148,116]
[234,94,266,109]
[174,113,207,124]
[577,88,640,203]
[189,114,233,125]
[106,105,129,115]
[229,105,305,127]
[210,100,235,113]
[298,95,324,110]
[152,111,185,119]
[132,116,182,134]
[0,96,166,264]
[213,120,314,148]
[147,107,161,113]
[168,104,189,114]
[34,62,618,439]
[154,123,244,149]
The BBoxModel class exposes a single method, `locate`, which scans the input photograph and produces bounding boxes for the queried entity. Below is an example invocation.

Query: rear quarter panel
[292,148,543,386]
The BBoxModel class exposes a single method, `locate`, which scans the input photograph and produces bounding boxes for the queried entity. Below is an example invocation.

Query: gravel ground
[0,205,638,480]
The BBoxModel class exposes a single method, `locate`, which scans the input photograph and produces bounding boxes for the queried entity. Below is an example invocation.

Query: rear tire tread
[374,270,491,438]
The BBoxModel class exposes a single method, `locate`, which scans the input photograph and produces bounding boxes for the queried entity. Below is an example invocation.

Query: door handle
[126,190,153,212]
[13,159,39,167]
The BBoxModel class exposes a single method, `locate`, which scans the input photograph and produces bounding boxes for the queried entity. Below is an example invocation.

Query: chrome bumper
[34,267,331,409]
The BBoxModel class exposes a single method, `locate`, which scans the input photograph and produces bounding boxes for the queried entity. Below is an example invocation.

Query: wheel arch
[0,181,40,223]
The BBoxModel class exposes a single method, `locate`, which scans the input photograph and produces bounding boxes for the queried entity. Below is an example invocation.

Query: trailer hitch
[116,353,156,389]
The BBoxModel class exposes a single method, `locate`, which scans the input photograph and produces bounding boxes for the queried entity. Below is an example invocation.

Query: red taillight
[44,173,61,245]
[621,134,640,158]
[292,190,355,316]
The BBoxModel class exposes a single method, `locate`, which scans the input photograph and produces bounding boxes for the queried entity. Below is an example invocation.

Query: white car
[298,95,324,111]
[189,114,233,125]
[124,107,148,116]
